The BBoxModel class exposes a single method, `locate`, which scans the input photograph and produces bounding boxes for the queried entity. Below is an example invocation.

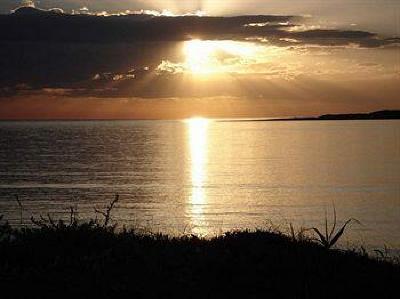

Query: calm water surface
[0,120,399,250]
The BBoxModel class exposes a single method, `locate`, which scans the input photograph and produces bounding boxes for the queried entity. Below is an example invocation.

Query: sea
[0,119,399,252]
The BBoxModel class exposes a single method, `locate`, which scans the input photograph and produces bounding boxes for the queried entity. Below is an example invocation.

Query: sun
[183,40,258,74]
[184,40,213,74]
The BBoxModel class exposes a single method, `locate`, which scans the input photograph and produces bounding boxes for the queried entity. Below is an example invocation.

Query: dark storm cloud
[0,7,397,48]
[1,8,295,42]
[0,40,180,90]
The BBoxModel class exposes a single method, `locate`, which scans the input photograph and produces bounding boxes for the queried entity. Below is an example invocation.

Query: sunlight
[187,117,208,201]
[157,39,285,76]
[183,40,259,74]
[186,117,209,235]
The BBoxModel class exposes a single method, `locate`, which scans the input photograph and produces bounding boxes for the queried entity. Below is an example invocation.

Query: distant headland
[289,110,400,121]
[225,110,400,122]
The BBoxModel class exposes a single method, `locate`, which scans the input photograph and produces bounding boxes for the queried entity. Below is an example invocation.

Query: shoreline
[0,110,399,122]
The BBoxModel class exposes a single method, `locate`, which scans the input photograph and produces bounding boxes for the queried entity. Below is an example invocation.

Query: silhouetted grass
[0,199,399,299]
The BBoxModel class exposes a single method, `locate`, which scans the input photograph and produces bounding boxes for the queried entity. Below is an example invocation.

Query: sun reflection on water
[186,118,209,235]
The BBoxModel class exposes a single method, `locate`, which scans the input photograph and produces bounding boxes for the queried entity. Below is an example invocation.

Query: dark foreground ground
[0,219,399,299]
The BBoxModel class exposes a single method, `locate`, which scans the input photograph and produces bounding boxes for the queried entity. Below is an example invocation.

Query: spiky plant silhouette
[15,195,23,226]
[94,194,120,227]
[312,206,360,249]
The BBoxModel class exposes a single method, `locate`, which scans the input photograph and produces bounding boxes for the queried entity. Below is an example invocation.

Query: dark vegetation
[0,197,399,299]
[316,110,400,120]
[221,110,400,123]
[277,110,400,121]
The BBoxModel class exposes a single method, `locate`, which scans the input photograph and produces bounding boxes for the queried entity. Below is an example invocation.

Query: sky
[0,0,399,119]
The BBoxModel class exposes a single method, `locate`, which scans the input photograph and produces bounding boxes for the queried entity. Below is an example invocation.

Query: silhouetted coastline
[305,110,400,121]
[222,110,400,122]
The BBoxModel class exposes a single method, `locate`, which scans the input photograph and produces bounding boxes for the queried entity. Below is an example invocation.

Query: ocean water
[0,120,399,250]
